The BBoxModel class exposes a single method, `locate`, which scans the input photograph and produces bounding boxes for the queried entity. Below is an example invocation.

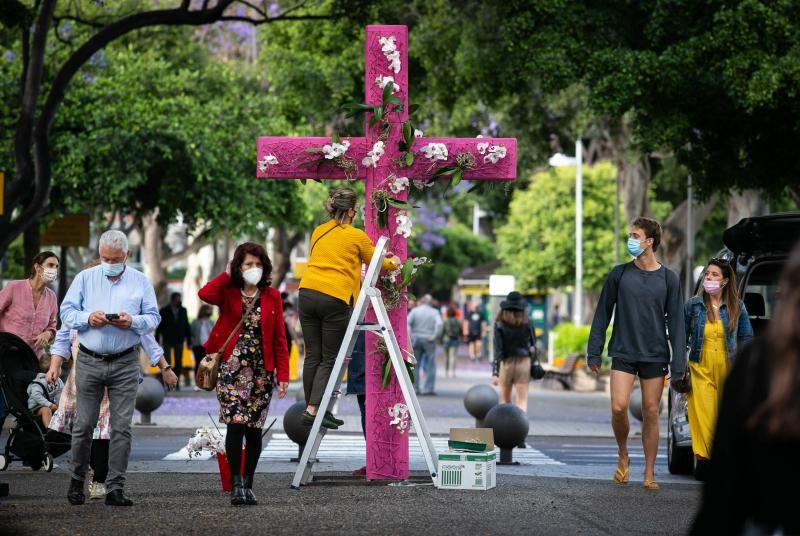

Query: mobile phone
[105,313,120,321]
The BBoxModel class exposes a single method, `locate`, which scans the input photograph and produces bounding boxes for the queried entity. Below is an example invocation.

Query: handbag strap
[310,223,339,255]
[217,290,260,354]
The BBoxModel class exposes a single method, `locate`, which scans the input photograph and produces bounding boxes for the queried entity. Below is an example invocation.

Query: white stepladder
[291,236,438,489]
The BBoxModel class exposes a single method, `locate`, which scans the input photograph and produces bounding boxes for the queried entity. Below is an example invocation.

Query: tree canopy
[497,162,621,292]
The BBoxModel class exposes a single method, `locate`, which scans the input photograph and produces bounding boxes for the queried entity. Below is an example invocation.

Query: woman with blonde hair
[684,258,753,479]
[298,187,400,429]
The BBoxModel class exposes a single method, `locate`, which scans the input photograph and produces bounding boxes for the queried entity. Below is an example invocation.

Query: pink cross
[257,25,516,481]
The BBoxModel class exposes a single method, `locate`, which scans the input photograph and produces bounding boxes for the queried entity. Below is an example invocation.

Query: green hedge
[552,323,612,369]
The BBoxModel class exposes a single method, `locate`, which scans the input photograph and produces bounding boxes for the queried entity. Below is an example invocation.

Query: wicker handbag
[195,292,259,391]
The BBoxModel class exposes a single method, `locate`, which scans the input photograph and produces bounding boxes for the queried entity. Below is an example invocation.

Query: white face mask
[242,267,263,286]
[42,268,58,283]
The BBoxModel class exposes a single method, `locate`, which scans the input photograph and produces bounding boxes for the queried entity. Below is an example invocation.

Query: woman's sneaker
[88,481,106,500]
[325,411,345,426]
[302,410,339,429]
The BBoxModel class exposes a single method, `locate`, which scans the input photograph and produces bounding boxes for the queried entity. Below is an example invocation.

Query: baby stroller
[0,332,71,471]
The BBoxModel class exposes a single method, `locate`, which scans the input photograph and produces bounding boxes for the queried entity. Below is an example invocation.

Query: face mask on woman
[703,280,725,295]
[243,268,263,286]
[42,268,58,283]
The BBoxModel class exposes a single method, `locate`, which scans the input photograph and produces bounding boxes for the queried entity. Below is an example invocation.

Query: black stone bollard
[483,404,529,465]
[629,389,664,423]
[284,402,317,463]
[464,384,500,428]
[135,376,165,426]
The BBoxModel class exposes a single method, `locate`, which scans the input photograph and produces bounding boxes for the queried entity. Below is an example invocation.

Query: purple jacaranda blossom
[3,51,16,63]
[90,50,106,68]
[268,2,281,17]
[82,73,95,84]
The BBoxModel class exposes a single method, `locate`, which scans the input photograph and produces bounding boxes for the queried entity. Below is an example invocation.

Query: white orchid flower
[376,75,400,93]
[483,144,507,164]
[414,129,423,138]
[322,144,336,159]
[420,143,448,161]
[476,142,489,155]
[258,154,278,172]
[379,36,397,53]
[389,176,409,194]
[395,211,413,238]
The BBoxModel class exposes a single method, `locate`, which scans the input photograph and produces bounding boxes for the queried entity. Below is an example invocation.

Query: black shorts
[611,358,667,379]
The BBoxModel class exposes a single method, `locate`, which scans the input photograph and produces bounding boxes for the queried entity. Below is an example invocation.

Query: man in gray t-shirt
[587,217,686,491]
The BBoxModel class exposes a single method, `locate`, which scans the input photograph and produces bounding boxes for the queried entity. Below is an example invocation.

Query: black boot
[242,475,257,505]
[231,475,246,506]
[67,478,85,505]
[105,489,133,506]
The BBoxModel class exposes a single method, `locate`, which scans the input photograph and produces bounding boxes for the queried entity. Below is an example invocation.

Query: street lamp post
[549,140,584,325]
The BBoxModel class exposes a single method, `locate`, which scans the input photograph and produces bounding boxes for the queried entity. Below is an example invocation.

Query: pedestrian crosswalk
[536,443,667,467]
[163,433,563,466]
[261,434,563,465]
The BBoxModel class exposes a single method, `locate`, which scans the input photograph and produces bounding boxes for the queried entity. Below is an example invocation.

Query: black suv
[667,212,800,476]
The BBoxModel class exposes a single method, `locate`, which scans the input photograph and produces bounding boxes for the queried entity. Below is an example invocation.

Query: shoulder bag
[528,322,546,381]
[195,291,260,391]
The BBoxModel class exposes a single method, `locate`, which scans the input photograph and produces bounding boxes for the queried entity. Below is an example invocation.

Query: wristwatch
[161,365,172,372]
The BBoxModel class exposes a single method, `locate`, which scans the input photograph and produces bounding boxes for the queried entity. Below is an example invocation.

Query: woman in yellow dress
[684,258,753,480]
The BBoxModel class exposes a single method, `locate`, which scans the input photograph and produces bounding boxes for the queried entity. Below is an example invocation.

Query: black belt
[79,344,137,360]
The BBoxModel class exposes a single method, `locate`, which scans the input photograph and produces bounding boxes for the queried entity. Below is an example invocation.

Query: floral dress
[217,300,274,428]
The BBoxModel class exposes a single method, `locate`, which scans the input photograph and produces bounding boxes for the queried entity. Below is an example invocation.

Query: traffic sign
[40,214,90,247]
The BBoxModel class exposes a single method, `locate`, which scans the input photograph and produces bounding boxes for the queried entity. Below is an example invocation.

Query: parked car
[667,212,800,476]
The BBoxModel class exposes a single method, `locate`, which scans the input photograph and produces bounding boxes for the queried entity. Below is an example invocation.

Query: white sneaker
[88,481,106,500]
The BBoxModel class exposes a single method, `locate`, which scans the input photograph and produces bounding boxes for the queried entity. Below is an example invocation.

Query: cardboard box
[447,428,495,452]
[436,449,497,490]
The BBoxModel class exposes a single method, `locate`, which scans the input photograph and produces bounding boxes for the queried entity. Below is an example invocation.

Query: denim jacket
[684,295,754,363]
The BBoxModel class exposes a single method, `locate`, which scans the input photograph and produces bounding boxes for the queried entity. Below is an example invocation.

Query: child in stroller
[0,332,71,472]
[26,354,64,428]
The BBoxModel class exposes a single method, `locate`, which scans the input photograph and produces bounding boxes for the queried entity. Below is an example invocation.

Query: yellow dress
[687,318,729,460]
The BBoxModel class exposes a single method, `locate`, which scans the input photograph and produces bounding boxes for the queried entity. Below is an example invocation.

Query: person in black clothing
[156,293,191,389]
[692,243,800,535]
[491,292,535,416]
[587,217,686,491]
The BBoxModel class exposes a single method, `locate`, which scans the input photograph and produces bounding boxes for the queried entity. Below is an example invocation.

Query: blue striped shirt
[60,265,161,354]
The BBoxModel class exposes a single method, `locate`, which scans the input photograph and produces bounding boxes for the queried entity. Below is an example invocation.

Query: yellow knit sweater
[299,220,394,305]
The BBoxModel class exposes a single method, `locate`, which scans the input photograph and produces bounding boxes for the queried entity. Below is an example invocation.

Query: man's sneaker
[88,481,106,500]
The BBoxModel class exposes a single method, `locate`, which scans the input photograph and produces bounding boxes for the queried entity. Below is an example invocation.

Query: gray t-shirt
[587,261,686,373]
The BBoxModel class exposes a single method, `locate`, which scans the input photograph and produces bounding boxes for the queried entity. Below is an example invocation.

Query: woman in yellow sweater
[299,187,400,429]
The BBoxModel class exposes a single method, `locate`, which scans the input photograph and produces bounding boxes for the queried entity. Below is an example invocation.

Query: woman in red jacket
[198,242,289,506]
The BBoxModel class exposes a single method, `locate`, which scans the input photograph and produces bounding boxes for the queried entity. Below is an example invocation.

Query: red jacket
[198,272,290,383]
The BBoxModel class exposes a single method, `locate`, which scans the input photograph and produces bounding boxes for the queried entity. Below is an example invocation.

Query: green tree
[409,222,495,299]
[497,162,621,292]
[0,0,338,268]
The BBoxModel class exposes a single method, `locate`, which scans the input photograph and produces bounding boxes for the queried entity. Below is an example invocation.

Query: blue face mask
[627,237,646,258]
[102,262,125,277]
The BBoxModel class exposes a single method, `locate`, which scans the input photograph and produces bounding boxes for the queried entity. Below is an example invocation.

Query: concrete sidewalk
[0,472,700,535]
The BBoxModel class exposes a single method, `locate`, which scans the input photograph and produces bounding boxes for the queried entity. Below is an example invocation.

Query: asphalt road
[0,472,700,535]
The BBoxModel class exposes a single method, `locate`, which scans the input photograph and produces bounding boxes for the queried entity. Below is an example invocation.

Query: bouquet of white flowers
[186,426,226,459]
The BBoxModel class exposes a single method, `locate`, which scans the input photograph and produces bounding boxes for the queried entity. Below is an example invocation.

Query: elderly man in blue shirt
[60,230,161,507]
[47,323,175,500]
